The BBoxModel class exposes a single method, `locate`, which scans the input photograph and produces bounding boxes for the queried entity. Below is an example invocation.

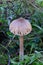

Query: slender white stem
[19,36,24,61]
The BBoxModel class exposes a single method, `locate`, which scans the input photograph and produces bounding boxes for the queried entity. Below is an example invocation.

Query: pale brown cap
[9,17,32,36]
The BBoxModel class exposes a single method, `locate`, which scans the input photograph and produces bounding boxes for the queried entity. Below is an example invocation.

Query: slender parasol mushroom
[9,17,32,61]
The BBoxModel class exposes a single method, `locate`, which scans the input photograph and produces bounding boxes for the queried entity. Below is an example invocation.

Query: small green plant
[10,51,43,65]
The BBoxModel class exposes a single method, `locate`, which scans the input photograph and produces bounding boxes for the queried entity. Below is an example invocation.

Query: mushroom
[9,17,32,61]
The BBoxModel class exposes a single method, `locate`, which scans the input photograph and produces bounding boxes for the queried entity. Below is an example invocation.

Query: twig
[26,0,43,13]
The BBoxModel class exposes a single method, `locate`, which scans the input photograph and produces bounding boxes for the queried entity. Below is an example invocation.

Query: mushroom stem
[19,36,24,61]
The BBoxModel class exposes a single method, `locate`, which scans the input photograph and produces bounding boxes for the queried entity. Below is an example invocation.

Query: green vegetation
[0,0,43,65]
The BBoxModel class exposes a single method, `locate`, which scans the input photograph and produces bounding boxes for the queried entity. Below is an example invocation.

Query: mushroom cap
[9,17,32,36]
